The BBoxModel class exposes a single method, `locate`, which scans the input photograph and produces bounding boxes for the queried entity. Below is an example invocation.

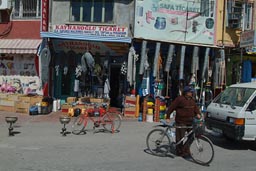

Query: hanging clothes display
[202,47,210,81]
[191,46,199,85]
[127,46,138,87]
[164,44,175,72]
[219,49,226,85]
[139,40,148,75]
[153,42,161,78]
[242,59,252,83]
[179,45,186,80]
[104,78,110,98]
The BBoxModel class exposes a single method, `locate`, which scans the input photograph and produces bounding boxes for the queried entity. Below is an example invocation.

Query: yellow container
[147,102,154,107]
[160,105,166,111]
[41,102,48,107]
[148,108,153,115]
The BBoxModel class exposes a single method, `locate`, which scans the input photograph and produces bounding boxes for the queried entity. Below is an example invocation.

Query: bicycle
[71,104,122,135]
[146,119,214,166]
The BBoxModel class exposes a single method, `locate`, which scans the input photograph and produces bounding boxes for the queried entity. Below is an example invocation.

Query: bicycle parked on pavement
[72,104,122,135]
[146,119,214,166]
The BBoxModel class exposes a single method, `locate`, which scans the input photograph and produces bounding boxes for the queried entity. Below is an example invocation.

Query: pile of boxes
[0,94,43,114]
[123,95,139,118]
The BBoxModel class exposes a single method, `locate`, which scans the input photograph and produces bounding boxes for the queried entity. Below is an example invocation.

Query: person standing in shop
[166,86,201,158]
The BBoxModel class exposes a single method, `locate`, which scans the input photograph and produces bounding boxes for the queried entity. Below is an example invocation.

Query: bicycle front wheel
[102,113,121,133]
[189,135,214,165]
[146,129,171,157]
[72,115,86,135]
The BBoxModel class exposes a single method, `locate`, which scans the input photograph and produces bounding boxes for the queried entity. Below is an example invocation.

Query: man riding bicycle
[166,86,201,158]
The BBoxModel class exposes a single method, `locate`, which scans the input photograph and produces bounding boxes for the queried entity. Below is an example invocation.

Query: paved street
[0,111,256,171]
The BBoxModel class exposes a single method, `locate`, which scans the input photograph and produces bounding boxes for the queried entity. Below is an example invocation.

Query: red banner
[41,0,49,32]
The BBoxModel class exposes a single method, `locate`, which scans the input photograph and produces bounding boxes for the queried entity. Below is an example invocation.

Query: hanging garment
[164,44,175,72]
[74,79,80,92]
[104,78,110,98]
[191,46,199,76]
[179,45,186,80]
[242,60,252,83]
[219,49,226,85]
[127,46,135,86]
[139,40,148,75]
[81,52,95,72]
[202,48,210,81]
[153,42,161,77]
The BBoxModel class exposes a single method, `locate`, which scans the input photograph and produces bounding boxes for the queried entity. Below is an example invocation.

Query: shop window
[12,0,41,19]
[244,3,253,30]
[70,0,114,23]
[226,0,253,30]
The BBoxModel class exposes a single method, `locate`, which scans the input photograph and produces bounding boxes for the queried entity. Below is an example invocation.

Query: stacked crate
[124,95,137,117]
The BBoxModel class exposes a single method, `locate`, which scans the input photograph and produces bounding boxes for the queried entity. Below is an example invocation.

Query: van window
[247,97,256,111]
[214,87,255,107]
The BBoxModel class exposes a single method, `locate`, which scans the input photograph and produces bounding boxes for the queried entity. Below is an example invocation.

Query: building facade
[0,0,42,95]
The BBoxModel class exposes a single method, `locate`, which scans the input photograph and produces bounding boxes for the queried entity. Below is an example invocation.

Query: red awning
[0,39,41,54]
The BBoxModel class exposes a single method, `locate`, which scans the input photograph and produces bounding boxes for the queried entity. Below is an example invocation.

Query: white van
[205,82,256,141]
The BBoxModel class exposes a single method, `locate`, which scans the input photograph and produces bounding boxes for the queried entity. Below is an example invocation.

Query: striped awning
[0,39,42,54]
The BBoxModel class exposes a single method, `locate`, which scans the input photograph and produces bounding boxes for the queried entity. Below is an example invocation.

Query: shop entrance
[109,64,122,107]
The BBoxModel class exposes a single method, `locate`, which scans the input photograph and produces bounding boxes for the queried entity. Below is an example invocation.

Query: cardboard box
[90,98,103,103]
[30,96,43,105]
[18,96,31,103]
[125,96,136,106]
[7,94,21,101]
[78,97,90,103]
[124,107,136,117]
[0,93,8,99]
[0,105,15,112]
[0,99,15,106]
[15,101,31,114]
[67,97,77,104]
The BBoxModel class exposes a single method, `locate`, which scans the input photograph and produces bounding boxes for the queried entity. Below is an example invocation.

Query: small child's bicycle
[71,105,122,134]
[146,119,214,166]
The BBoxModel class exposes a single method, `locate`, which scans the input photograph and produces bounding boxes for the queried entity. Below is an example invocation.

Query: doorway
[109,64,121,107]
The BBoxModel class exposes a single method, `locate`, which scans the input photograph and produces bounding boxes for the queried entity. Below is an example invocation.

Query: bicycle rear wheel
[189,135,214,165]
[146,129,171,157]
[102,113,121,133]
[72,115,86,135]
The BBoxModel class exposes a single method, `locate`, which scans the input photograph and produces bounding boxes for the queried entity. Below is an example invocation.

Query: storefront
[0,39,42,94]
[40,25,131,106]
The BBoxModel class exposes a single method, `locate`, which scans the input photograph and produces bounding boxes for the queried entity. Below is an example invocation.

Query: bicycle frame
[158,120,202,147]
[82,113,114,130]
[172,126,194,147]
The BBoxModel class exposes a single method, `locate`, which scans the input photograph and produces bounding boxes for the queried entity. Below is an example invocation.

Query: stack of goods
[146,101,154,122]
[124,95,137,117]
[159,99,166,119]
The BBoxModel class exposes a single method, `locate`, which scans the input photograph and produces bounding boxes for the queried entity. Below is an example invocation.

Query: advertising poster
[134,0,216,45]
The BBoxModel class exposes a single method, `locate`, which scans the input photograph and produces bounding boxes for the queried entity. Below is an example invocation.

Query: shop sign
[53,25,128,37]
[240,30,256,48]
[41,0,49,32]
[51,39,116,55]
[134,0,216,45]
